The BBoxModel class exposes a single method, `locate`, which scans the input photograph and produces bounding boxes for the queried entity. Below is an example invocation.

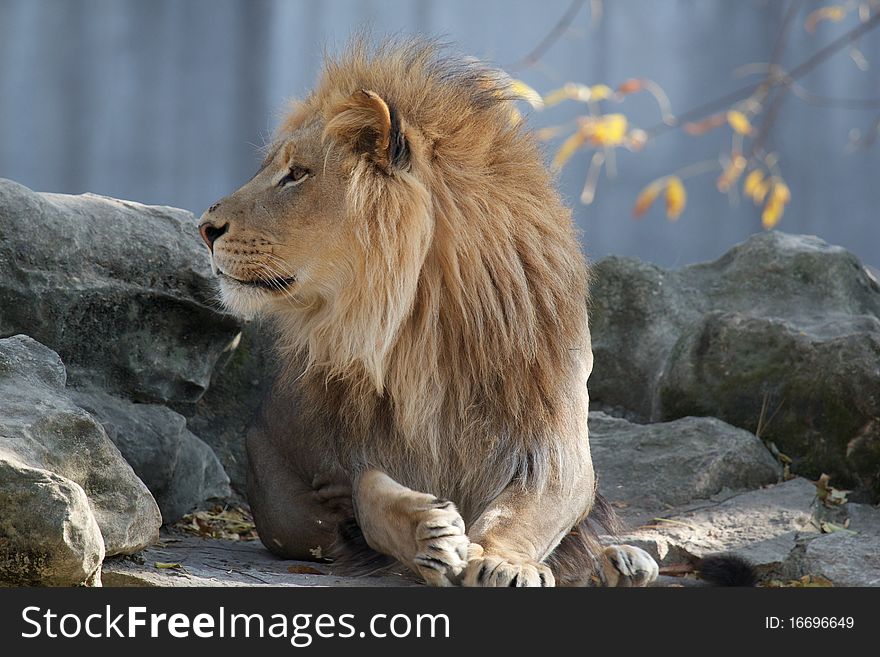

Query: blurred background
[1,0,878,268]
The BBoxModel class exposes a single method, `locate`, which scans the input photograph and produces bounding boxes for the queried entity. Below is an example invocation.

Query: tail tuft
[696,553,758,587]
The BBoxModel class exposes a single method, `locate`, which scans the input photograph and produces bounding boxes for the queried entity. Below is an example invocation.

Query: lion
[197,38,659,587]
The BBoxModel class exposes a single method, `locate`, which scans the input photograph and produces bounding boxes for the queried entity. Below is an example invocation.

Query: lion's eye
[278,166,310,188]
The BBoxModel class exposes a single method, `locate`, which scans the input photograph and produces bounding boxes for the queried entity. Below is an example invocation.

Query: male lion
[198,40,658,587]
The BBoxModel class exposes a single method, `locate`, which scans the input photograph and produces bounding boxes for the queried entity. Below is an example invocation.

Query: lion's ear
[325,89,410,173]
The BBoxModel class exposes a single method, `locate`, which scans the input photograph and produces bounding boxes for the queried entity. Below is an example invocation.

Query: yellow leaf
[634,181,662,217]
[509,80,544,110]
[771,180,791,204]
[543,83,592,107]
[633,180,662,217]
[589,84,613,101]
[727,110,753,136]
[752,178,770,204]
[665,176,687,220]
[552,131,587,169]
[805,5,847,33]
[762,198,784,229]
[584,113,628,146]
[743,169,765,199]
[761,178,791,228]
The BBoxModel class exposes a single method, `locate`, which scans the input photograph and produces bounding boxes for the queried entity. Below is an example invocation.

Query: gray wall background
[1,0,878,268]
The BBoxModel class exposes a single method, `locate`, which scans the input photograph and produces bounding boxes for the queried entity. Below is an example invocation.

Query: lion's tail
[694,553,758,586]
[546,491,621,587]
[546,495,760,587]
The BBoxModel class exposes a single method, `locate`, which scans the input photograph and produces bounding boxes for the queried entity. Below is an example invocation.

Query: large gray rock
[589,257,695,421]
[590,232,880,497]
[844,503,880,535]
[590,411,781,513]
[171,322,276,495]
[0,458,104,586]
[791,502,880,586]
[0,178,241,404]
[0,335,161,562]
[71,390,231,522]
[802,533,880,586]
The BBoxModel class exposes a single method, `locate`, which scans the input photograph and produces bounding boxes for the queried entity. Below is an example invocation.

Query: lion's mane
[270,39,591,521]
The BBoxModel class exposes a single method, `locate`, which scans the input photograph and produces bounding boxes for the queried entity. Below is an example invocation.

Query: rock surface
[0,178,240,405]
[71,390,231,522]
[801,533,880,586]
[590,411,781,513]
[590,232,880,497]
[789,502,880,586]
[0,458,105,586]
[0,335,160,565]
[102,534,416,587]
[171,322,276,495]
[610,477,821,577]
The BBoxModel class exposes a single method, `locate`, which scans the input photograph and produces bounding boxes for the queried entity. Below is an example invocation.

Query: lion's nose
[198,221,229,251]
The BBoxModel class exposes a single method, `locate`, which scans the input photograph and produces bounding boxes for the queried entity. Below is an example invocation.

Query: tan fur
[199,38,657,587]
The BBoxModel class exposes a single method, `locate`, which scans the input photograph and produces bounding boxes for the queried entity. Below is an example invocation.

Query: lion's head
[199,39,588,446]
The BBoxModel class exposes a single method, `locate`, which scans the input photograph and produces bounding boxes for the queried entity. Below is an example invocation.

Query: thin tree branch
[749,1,802,158]
[646,10,880,140]
[791,85,880,108]
[767,0,803,80]
[787,10,880,80]
[508,0,586,72]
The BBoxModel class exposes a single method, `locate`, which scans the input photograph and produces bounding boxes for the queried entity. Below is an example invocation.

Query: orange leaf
[683,114,726,136]
[617,79,645,95]
[287,565,325,575]
[634,180,663,217]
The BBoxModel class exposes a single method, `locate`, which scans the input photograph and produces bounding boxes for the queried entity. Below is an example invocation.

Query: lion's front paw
[462,546,554,587]
[413,499,469,587]
[601,544,659,587]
